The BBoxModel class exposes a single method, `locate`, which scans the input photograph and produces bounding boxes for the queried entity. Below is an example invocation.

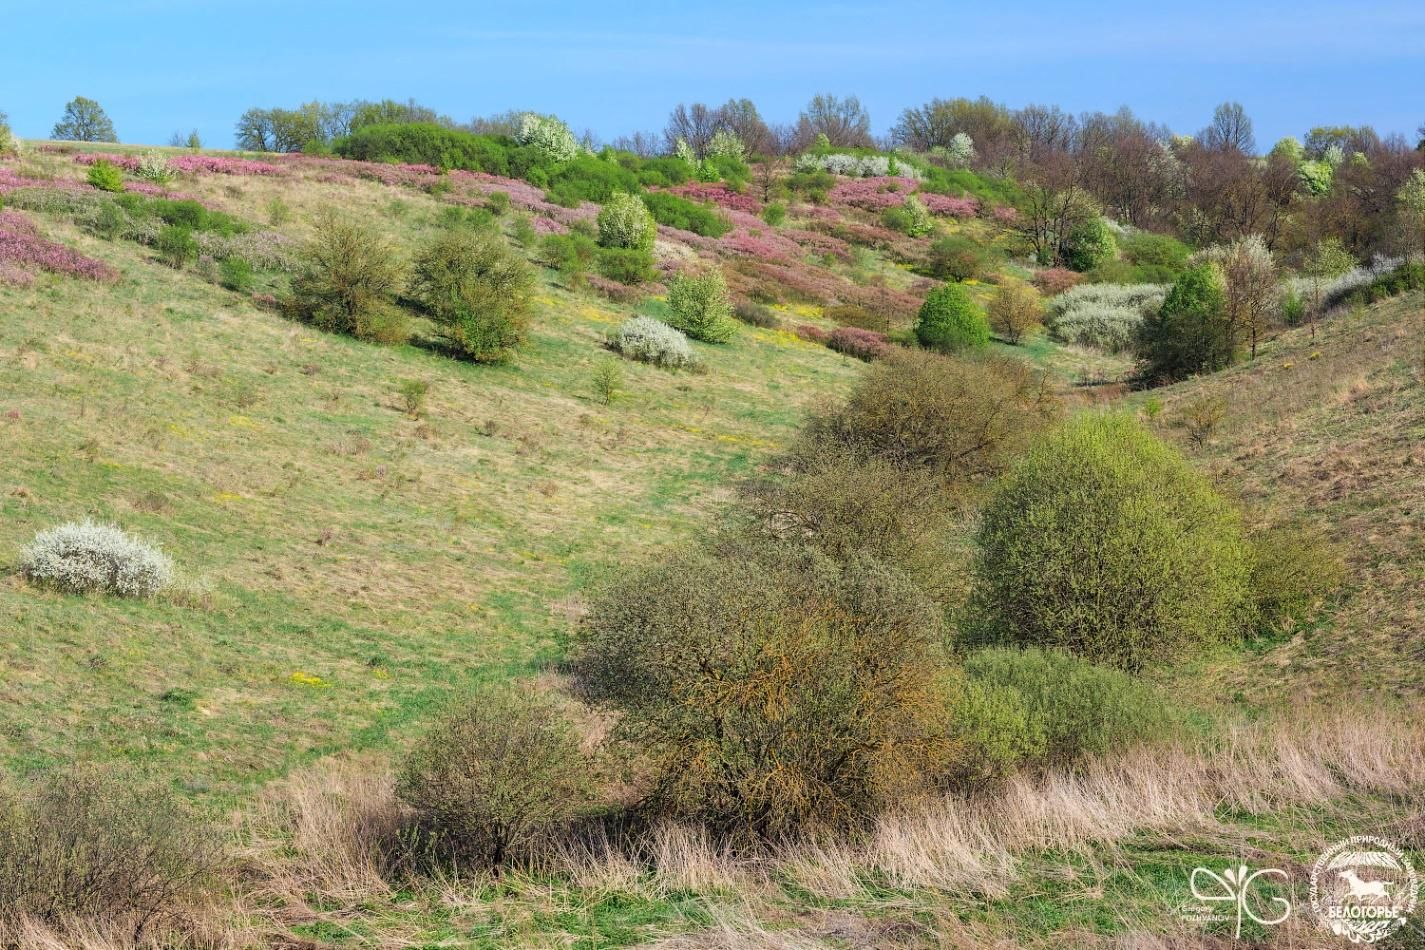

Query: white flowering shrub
[931,133,975,169]
[705,130,745,163]
[1284,255,1405,313]
[1045,283,1167,352]
[674,138,697,166]
[608,316,696,368]
[516,113,579,163]
[21,521,174,597]
[597,192,656,251]
[901,194,934,237]
[794,152,923,180]
[135,151,174,184]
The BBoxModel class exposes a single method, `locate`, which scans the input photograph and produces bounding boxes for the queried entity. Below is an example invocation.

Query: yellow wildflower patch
[288,671,330,688]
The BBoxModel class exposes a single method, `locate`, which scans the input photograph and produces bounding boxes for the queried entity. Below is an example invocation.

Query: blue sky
[3,1,1422,149]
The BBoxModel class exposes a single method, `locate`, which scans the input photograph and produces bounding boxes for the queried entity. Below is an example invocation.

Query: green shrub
[914,283,989,351]
[485,190,510,215]
[410,228,534,363]
[397,686,592,869]
[788,168,834,203]
[970,414,1252,670]
[572,539,958,838]
[1249,524,1346,632]
[733,300,780,328]
[1062,216,1117,272]
[596,191,656,251]
[794,349,1058,487]
[155,225,197,268]
[1120,231,1189,279]
[1135,264,1234,383]
[219,256,254,293]
[0,766,218,940]
[86,159,124,193]
[336,122,514,173]
[86,200,128,240]
[665,269,737,343]
[762,202,787,226]
[926,235,983,282]
[283,211,408,344]
[595,246,656,285]
[952,648,1180,780]
[641,192,731,238]
[541,231,598,286]
[883,195,933,237]
[1280,288,1306,326]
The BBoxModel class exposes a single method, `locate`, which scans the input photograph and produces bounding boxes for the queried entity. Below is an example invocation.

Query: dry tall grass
[236,705,1425,946]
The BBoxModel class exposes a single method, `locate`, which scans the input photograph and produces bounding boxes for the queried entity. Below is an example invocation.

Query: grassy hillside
[1145,291,1425,705]
[2,139,1423,947]
[0,159,866,799]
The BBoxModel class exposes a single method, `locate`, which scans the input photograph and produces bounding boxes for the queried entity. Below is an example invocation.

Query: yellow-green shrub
[969,413,1253,669]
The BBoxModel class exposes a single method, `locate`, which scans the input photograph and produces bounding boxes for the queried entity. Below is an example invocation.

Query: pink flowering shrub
[919,193,978,218]
[827,326,891,361]
[0,261,36,287]
[990,204,1019,225]
[74,152,285,178]
[664,182,760,214]
[718,228,804,264]
[0,210,117,282]
[794,324,831,344]
[784,229,854,263]
[1033,267,1084,297]
[0,167,90,197]
[829,177,920,212]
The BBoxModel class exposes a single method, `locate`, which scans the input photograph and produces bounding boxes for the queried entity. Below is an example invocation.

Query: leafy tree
[1135,264,1232,382]
[915,284,989,352]
[969,414,1253,670]
[52,96,117,143]
[1061,216,1117,272]
[0,110,14,155]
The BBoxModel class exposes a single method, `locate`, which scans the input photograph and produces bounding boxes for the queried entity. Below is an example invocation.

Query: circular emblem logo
[1311,835,1418,943]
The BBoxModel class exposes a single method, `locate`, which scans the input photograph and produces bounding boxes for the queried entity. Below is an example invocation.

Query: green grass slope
[1142,291,1425,706]
[0,179,862,800]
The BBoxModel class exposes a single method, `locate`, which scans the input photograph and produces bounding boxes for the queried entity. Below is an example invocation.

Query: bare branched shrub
[572,538,959,840]
[397,686,593,869]
[0,767,219,943]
